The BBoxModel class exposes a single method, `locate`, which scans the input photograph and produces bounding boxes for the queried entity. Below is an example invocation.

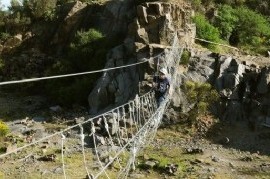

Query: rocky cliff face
[0,0,195,113]
[51,0,136,53]
[181,50,270,128]
[87,1,195,114]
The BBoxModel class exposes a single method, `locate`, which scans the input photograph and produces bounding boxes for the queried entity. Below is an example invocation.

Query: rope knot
[103,116,109,130]
[91,122,96,133]
[79,124,85,141]
[61,133,66,140]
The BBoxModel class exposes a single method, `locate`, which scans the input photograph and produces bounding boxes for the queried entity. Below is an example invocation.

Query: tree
[234,6,270,46]
[22,0,57,21]
[215,5,238,41]
[3,0,31,34]
[193,14,221,50]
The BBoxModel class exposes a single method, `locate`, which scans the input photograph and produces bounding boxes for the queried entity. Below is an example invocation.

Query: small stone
[145,160,157,168]
[211,156,220,162]
[186,147,203,154]
[207,167,215,173]
[38,154,56,162]
[165,163,178,175]
[195,159,203,163]
[241,156,253,162]
[54,167,63,174]
[143,154,149,160]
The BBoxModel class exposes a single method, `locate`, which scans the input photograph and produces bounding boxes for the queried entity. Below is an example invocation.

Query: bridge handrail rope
[0,52,165,86]
[60,133,67,179]
[0,36,241,87]
[193,37,239,50]
[0,91,153,159]
[94,99,167,179]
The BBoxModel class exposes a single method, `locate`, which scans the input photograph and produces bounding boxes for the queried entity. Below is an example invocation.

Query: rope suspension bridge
[0,33,183,178]
[0,24,242,178]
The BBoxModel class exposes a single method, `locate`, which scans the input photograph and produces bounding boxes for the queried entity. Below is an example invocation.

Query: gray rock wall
[88,1,195,114]
[181,51,270,125]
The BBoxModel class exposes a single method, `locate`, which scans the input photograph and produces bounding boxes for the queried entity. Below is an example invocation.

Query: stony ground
[1,92,270,179]
[133,117,270,179]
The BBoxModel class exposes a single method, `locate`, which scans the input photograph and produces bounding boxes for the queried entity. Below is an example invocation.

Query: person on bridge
[153,67,170,107]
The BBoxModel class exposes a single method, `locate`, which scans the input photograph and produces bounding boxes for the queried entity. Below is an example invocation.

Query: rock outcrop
[88,1,195,114]
[180,50,270,126]
[52,1,88,50]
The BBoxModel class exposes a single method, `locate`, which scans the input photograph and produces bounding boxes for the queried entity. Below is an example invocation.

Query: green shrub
[23,0,57,21]
[190,0,202,11]
[193,14,221,50]
[0,32,11,41]
[180,50,191,66]
[0,121,9,137]
[73,29,103,46]
[214,5,238,41]
[234,6,270,47]
[183,81,219,124]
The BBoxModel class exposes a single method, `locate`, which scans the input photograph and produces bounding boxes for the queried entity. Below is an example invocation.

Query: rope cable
[0,52,165,86]
[61,133,67,179]
[79,124,92,178]
[0,91,152,159]
[92,123,110,179]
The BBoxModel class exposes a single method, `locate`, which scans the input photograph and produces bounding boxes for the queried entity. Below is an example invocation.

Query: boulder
[257,67,270,94]
[183,56,215,83]
[4,34,22,48]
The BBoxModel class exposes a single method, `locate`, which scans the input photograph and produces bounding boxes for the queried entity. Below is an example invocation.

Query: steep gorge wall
[181,50,270,128]
[0,0,195,113]
[87,1,195,114]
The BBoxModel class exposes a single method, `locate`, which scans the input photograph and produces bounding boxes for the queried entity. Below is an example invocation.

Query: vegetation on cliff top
[191,0,270,54]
